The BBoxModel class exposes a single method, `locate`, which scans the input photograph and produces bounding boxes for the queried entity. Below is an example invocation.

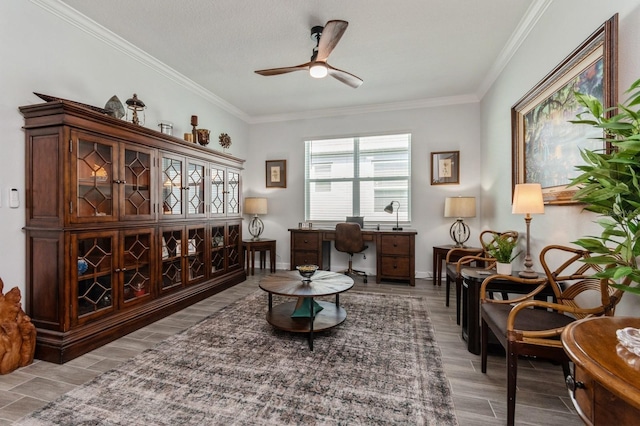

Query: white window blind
[304,134,411,224]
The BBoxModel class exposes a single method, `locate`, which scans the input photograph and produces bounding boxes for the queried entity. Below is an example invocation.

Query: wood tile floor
[0,273,582,425]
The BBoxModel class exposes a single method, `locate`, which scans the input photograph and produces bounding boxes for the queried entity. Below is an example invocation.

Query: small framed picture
[266,160,287,188]
[431,151,460,185]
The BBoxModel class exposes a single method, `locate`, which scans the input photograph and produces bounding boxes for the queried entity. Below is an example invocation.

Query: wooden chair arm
[479,274,547,302]
[455,255,495,274]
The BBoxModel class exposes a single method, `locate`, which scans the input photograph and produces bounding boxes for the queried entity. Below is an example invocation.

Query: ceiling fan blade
[255,62,310,76]
[316,20,348,62]
[327,64,363,88]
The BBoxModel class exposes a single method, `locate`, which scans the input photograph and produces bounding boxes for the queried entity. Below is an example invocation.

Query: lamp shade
[244,197,267,215]
[444,197,476,218]
[512,184,544,214]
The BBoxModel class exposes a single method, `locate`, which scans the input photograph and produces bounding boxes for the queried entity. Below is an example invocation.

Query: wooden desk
[243,238,276,275]
[461,267,551,354]
[289,228,417,286]
[562,316,640,426]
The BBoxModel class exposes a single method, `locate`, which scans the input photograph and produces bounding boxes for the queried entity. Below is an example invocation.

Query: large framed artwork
[511,15,617,204]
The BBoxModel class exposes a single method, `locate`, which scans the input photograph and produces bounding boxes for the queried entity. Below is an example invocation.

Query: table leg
[463,278,481,355]
[250,248,255,276]
[270,245,276,272]
[433,249,438,286]
[309,297,314,351]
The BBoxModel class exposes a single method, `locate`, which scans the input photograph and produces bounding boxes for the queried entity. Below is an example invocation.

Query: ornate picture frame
[511,15,617,205]
[266,159,287,188]
[431,151,460,185]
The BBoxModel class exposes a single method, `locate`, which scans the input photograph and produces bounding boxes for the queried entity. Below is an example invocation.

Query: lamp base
[248,216,264,240]
[518,269,539,278]
[449,219,470,247]
[392,227,403,231]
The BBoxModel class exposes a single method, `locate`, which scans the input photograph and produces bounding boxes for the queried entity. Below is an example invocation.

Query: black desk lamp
[384,201,402,230]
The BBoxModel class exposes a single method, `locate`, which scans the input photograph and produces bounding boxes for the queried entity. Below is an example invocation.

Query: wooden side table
[243,238,276,275]
[562,316,640,426]
[432,244,482,286]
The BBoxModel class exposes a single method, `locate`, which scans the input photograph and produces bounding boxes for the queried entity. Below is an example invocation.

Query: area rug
[16,291,458,425]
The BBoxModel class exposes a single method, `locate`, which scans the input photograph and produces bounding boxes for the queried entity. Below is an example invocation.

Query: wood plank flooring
[0,273,581,425]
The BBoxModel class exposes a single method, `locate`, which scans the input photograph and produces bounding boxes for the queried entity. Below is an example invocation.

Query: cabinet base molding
[35,271,246,364]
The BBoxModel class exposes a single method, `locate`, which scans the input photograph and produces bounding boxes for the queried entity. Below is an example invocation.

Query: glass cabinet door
[120,145,154,220]
[160,228,183,292]
[121,228,153,303]
[210,225,225,276]
[73,132,116,222]
[161,155,184,217]
[185,226,206,284]
[186,160,206,218]
[210,166,225,216]
[227,170,240,216]
[227,223,241,270]
[74,232,115,324]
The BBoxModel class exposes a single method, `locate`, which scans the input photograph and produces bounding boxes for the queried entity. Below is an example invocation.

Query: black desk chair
[334,222,368,283]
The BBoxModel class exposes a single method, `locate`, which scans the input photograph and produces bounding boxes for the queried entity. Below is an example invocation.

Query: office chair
[334,222,368,283]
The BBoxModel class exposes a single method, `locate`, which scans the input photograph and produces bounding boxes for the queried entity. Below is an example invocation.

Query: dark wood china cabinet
[20,100,245,363]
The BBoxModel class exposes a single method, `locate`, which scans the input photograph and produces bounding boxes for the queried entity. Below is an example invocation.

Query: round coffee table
[259,270,354,350]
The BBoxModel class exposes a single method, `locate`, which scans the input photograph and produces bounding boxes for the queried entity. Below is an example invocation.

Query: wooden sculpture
[0,278,36,374]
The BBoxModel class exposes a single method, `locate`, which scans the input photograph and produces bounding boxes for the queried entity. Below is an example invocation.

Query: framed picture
[266,160,287,188]
[431,151,460,185]
[511,15,617,204]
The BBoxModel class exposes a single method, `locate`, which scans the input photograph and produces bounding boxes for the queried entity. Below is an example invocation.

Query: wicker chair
[445,230,518,324]
[480,244,625,426]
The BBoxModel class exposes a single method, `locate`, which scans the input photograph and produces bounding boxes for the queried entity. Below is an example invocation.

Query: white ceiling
[56,0,545,123]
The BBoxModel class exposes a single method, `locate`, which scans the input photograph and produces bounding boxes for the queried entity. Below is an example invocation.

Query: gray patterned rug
[16,291,458,425]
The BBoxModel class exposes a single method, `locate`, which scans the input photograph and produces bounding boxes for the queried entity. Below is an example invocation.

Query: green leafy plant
[569,78,640,295]
[487,235,520,263]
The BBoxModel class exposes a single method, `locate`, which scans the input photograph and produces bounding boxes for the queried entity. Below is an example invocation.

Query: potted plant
[569,78,640,295]
[487,234,520,275]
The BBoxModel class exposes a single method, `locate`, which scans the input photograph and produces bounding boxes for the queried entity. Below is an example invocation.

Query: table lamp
[384,201,402,230]
[512,183,544,278]
[444,196,476,247]
[244,197,268,240]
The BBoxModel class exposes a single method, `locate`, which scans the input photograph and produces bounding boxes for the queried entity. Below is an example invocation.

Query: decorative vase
[496,262,512,275]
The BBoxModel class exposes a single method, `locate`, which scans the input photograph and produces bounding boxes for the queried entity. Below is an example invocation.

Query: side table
[432,244,482,286]
[461,267,551,354]
[562,316,640,425]
[243,238,276,275]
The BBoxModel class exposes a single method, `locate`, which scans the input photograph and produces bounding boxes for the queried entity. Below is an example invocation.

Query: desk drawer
[380,235,410,255]
[293,251,321,268]
[292,232,320,250]
[380,256,410,277]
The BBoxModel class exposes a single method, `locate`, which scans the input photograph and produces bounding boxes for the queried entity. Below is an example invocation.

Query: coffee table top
[259,270,353,297]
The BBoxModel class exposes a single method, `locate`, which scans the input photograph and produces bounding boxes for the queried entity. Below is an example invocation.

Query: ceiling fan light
[309,63,328,79]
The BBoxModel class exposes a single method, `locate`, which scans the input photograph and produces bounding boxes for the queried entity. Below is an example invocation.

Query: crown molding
[30,0,251,122]
[476,0,553,99]
[248,94,480,124]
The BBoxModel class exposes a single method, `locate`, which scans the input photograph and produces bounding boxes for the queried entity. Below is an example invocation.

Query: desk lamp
[512,183,544,278]
[444,196,476,247]
[244,197,268,240]
[384,201,402,230]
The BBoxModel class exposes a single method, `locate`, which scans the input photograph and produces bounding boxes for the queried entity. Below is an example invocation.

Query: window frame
[304,133,411,226]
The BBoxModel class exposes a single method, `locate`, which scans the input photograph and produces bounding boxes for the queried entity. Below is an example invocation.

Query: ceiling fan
[254,20,363,89]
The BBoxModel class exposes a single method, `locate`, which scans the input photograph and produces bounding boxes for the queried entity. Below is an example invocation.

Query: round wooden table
[562,316,640,425]
[259,270,354,350]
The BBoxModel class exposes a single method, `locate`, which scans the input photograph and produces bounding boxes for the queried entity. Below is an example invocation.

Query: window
[304,134,411,224]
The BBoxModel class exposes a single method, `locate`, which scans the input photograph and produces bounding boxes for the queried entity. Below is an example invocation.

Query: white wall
[247,103,482,277]
[0,0,249,297]
[481,0,640,314]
